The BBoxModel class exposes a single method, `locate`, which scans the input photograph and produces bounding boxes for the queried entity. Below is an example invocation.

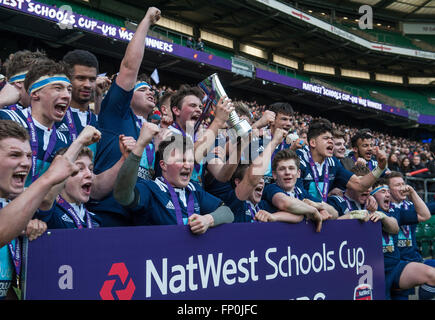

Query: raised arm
[404,185,431,222]
[116,7,161,91]
[206,131,251,183]
[193,96,233,164]
[39,125,101,210]
[235,129,286,201]
[0,83,20,108]
[113,121,160,207]
[346,147,387,192]
[0,155,78,247]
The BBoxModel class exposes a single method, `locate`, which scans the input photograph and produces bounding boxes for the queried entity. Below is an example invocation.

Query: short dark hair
[230,164,249,188]
[272,149,300,172]
[373,177,388,190]
[170,85,204,119]
[24,59,71,92]
[332,130,345,140]
[158,91,173,108]
[269,102,294,117]
[55,146,93,160]
[385,171,404,186]
[4,49,47,79]
[307,118,333,143]
[63,49,99,73]
[0,120,29,142]
[158,134,194,163]
[351,129,373,148]
[137,73,151,84]
[234,101,252,119]
[350,164,370,176]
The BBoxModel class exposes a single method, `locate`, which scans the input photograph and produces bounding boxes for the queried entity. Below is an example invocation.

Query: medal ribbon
[56,195,93,229]
[26,113,58,182]
[248,203,260,222]
[0,202,21,285]
[307,151,329,202]
[65,108,93,142]
[162,177,195,225]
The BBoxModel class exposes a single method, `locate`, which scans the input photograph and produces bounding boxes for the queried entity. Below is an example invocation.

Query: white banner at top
[253,0,435,60]
[403,23,435,35]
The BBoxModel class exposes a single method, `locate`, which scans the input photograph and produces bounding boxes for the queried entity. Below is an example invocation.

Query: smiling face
[70,65,97,107]
[160,147,195,189]
[388,176,406,203]
[333,137,346,159]
[272,112,292,132]
[0,137,32,199]
[31,81,72,127]
[61,155,94,205]
[273,158,300,192]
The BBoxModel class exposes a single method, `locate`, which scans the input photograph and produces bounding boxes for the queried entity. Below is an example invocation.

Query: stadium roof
[68,0,435,78]
[0,0,433,133]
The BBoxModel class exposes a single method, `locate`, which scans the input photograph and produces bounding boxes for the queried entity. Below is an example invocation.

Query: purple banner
[255,68,420,122]
[0,0,231,71]
[23,220,385,300]
[1,0,429,124]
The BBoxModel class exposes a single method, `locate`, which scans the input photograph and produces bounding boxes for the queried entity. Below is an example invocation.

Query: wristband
[371,166,385,179]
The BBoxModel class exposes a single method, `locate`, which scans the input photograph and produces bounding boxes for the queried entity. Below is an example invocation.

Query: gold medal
[406,239,412,246]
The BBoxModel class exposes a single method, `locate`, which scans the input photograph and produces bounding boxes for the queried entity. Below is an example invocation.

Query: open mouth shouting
[326,144,334,155]
[54,103,69,118]
[254,185,264,198]
[179,169,191,182]
[81,182,92,197]
[190,113,201,122]
[12,170,28,189]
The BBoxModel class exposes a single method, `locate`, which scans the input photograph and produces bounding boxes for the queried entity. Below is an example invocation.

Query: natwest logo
[100,262,136,300]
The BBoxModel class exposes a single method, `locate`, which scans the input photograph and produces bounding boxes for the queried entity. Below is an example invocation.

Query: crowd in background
[0,6,434,301]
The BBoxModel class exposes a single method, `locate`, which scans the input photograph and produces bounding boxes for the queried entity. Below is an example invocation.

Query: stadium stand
[0,0,434,302]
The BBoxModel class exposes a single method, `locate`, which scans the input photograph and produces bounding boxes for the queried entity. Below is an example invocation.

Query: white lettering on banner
[145,251,259,298]
[265,244,335,280]
[0,0,25,9]
[143,241,366,298]
[339,241,365,273]
[293,292,326,300]
[58,265,74,290]
[302,82,382,110]
[145,37,174,53]
[78,17,98,31]
[119,28,134,41]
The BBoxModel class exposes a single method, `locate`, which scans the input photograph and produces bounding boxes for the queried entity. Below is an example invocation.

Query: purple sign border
[1,0,432,125]
[23,220,386,300]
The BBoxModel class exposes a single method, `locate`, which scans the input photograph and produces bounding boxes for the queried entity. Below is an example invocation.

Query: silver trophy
[198,73,251,140]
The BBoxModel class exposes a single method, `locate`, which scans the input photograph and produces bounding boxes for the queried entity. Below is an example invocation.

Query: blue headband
[370,185,389,196]
[9,72,27,84]
[28,75,71,94]
[134,81,151,91]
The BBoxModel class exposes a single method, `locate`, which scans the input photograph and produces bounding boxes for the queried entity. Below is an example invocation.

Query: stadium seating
[416,215,435,259]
